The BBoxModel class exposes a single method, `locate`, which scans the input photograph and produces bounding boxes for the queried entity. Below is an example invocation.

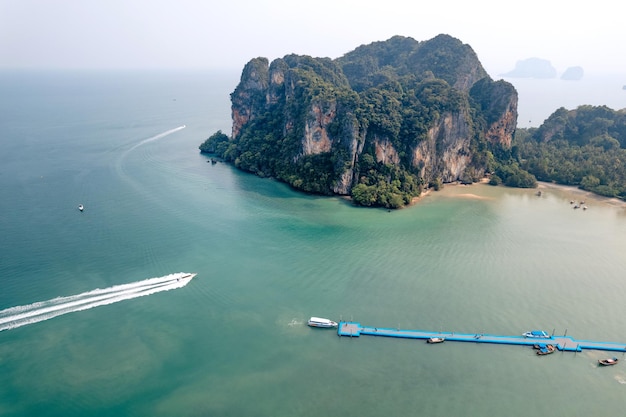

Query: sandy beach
[536,181,626,209]
[417,179,626,210]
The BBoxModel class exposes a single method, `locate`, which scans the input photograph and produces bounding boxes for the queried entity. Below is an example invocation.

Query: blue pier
[337,322,626,353]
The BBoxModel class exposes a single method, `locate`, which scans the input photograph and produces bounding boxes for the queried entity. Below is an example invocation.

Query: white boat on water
[523,330,550,338]
[78,204,84,211]
[179,273,196,281]
[307,317,338,328]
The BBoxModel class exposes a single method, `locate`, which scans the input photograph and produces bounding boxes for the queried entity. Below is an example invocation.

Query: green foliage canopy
[514,105,626,199]
[200,35,523,209]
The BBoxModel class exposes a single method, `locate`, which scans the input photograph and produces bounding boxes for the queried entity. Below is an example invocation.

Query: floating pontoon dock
[337,322,626,353]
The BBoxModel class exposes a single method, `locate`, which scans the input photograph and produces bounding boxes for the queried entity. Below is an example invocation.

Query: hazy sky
[1,0,624,76]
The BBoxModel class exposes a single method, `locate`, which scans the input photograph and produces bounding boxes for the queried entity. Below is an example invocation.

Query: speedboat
[307,317,338,328]
[598,357,619,366]
[78,204,84,211]
[179,273,197,282]
[523,330,550,338]
[426,337,445,344]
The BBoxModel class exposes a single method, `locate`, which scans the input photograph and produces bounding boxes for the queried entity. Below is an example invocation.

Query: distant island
[501,59,584,81]
[501,58,557,79]
[560,66,584,81]
[201,35,626,207]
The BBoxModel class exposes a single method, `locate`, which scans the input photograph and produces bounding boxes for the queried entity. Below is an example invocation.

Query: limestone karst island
[201,34,626,208]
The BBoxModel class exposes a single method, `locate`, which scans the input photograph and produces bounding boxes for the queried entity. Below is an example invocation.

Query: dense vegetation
[513,105,626,199]
[201,34,626,206]
[201,35,519,208]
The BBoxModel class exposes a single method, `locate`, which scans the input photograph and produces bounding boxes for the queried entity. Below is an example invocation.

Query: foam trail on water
[115,125,187,194]
[127,125,186,153]
[0,272,195,332]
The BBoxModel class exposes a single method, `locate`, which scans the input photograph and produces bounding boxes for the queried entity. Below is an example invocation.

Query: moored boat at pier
[535,344,556,355]
[307,317,338,328]
[598,357,618,366]
[523,330,550,338]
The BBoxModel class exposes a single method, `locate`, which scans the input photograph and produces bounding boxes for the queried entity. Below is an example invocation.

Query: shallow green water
[1,71,626,416]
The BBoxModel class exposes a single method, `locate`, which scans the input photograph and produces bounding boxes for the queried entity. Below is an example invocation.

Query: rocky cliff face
[301,101,335,156]
[486,104,517,148]
[415,111,472,182]
[212,34,518,208]
[470,78,518,148]
[230,58,270,139]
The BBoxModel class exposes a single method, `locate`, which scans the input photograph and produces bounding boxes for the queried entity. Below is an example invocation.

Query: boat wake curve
[126,125,186,154]
[114,125,187,196]
[0,272,195,332]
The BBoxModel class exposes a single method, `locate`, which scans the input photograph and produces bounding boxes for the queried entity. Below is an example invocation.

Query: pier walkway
[338,322,626,353]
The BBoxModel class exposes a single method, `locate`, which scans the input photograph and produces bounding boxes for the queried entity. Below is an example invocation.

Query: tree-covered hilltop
[513,105,626,199]
[200,34,518,208]
[337,34,489,93]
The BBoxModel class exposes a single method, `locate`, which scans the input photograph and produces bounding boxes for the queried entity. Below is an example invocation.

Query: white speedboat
[78,204,84,211]
[307,317,338,328]
[179,273,197,282]
[427,337,445,344]
[522,330,550,338]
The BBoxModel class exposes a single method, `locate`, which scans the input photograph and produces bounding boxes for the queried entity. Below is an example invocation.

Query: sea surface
[505,73,626,128]
[1,70,626,417]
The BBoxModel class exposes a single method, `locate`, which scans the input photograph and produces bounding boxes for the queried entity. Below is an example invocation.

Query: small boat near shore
[598,357,619,366]
[426,337,445,344]
[307,317,338,328]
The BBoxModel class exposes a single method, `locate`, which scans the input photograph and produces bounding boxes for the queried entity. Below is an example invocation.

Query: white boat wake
[126,125,186,153]
[116,125,187,186]
[0,272,196,332]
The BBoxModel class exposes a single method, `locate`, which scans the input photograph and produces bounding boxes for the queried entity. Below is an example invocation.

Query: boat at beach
[598,357,619,366]
[427,337,445,344]
[307,317,338,328]
[523,330,550,338]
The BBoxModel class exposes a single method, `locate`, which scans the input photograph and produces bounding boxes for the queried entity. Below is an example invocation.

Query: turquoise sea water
[1,70,626,416]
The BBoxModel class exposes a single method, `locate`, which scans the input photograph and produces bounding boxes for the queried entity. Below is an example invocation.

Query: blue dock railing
[337,322,626,353]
